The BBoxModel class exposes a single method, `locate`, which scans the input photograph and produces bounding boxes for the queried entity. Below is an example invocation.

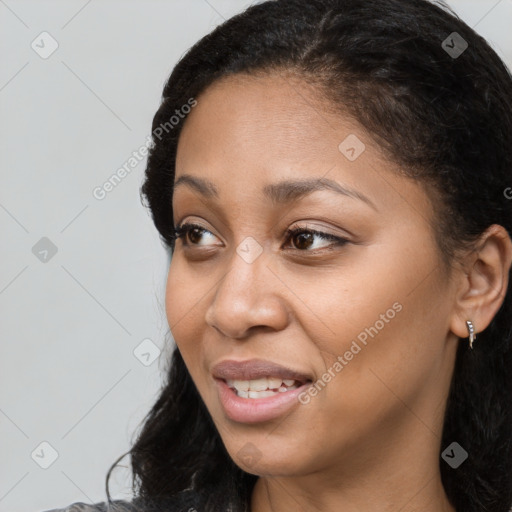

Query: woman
[46,0,512,511]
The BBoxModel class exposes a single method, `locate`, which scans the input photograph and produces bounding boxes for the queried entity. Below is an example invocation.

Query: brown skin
[166,72,512,512]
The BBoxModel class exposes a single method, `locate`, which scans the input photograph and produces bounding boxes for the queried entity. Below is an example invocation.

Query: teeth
[233,380,249,391]
[267,377,283,389]
[249,378,268,391]
[248,390,276,398]
[225,376,303,398]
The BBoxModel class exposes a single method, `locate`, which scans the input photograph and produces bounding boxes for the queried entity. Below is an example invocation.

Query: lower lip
[214,378,311,424]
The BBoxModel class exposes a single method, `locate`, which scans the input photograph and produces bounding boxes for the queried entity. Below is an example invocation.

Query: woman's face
[166,72,460,477]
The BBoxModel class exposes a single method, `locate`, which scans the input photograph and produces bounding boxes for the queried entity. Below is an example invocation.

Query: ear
[450,224,512,341]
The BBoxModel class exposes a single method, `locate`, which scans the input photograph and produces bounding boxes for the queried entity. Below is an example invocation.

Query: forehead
[176,72,346,169]
[173,72,433,224]
[176,73,371,188]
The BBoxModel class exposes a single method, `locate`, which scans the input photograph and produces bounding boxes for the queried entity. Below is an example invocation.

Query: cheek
[165,265,184,334]
[165,256,209,332]
[164,260,207,368]
[317,261,447,428]
[293,232,445,396]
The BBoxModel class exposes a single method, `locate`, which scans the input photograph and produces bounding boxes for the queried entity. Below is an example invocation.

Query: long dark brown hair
[106,1,512,510]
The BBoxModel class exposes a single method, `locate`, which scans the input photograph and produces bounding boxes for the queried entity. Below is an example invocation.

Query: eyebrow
[173,173,377,210]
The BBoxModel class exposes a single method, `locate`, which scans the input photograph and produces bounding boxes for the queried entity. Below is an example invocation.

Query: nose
[204,246,290,339]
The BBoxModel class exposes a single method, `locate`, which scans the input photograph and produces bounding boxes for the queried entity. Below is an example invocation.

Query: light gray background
[1,1,511,511]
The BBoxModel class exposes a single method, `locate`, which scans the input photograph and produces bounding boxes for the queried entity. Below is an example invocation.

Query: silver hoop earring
[466,320,476,349]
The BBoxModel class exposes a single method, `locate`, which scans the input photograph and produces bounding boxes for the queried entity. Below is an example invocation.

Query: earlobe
[450,224,512,344]
[465,319,476,349]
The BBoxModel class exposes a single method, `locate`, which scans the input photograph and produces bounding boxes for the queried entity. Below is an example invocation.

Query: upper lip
[211,358,313,383]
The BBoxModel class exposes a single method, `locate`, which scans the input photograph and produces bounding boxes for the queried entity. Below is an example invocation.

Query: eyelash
[172,222,349,252]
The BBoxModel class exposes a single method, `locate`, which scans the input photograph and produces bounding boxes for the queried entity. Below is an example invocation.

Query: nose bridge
[214,240,269,315]
[205,239,288,337]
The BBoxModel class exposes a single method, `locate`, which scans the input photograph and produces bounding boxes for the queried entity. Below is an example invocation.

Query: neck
[250,420,456,512]
[251,468,455,512]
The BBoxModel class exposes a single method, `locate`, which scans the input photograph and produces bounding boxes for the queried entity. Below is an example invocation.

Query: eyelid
[283,226,348,249]
[173,221,349,251]
[173,222,219,245]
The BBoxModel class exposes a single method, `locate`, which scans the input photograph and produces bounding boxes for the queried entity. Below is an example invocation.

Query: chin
[222,433,317,476]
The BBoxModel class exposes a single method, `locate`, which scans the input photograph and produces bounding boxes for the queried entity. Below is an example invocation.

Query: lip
[211,358,313,423]
[211,358,313,382]
[214,378,312,423]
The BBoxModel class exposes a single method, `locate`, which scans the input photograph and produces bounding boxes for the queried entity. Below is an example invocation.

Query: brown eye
[173,223,218,246]
[173,223,348,253]
[284,227,349,252]
[291,231,315,250]
[188,227,204,244]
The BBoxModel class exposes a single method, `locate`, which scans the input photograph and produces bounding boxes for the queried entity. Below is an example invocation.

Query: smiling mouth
[224,377,311,398]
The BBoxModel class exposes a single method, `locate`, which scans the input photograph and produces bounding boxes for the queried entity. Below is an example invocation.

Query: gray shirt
[43,501,137,512]
[42,492,202,511]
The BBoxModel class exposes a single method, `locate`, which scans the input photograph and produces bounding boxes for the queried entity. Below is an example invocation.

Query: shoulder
[42,500,136,512]
[41,491,203,512]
